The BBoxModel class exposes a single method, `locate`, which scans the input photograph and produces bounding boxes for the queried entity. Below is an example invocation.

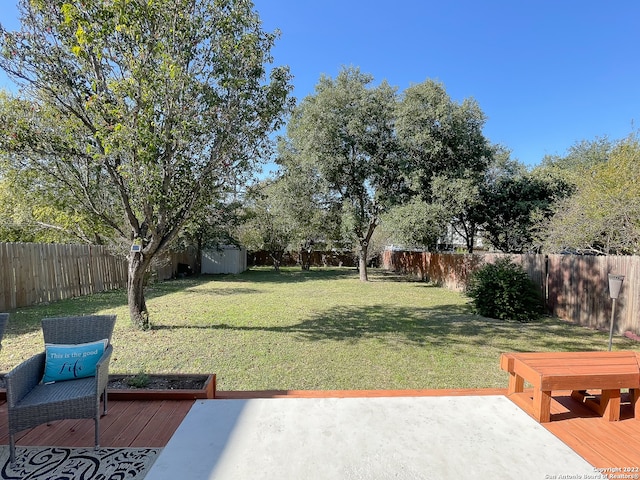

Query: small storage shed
[201,246,247,274]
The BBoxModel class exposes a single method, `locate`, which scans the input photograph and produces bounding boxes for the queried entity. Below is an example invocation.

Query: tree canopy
[396,79,492,197]
[393,79,493,254]
[0,0,293,328]
[480,166,573,253]
[540,134,640,255]
[274,142,341,268]
[378,198,447,251]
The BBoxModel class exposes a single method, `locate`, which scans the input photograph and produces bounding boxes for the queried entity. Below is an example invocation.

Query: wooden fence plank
[13,243,28,308]
[0,243,11,310]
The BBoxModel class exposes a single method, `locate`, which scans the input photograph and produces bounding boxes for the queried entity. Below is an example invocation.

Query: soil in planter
[107,374,208,390]
[0,374,208,391]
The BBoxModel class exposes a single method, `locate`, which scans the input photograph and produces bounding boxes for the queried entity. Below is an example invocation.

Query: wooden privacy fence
[382,250,640,336]
[248,250,357,268]
[0,243,127,311]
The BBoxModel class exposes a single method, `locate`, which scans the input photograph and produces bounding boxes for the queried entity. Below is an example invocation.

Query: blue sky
[2,1,639,166]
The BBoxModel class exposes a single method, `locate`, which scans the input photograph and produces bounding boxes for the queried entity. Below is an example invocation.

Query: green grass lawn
[1,267,637,391]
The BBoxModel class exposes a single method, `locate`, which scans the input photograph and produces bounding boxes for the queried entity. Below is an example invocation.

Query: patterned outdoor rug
[0,446,161,480]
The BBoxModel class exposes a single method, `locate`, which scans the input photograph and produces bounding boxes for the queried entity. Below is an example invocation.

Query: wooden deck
[1,389,639,469]
[0,399,194,448]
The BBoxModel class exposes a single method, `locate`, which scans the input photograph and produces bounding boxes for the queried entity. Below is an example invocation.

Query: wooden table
[500,351,640,423]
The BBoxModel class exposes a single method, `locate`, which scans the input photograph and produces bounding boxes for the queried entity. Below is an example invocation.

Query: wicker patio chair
[5,314,116,464]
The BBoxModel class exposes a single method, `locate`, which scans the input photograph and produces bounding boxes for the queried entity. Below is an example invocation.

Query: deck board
[0,390,639,469]
[128,400,194,447]
[101,400,164,447]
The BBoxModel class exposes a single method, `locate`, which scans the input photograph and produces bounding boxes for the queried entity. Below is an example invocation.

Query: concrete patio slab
[145,396,596,480]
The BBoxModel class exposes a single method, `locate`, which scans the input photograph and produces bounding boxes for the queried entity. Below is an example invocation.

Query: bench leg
[601,390,621,421]
[631,389,639,420]
[533,389,551,423]
[508,373,524,395]
[571,389,625,421]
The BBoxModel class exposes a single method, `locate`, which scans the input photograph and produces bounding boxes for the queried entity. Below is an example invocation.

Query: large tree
[540,134,640,255]
[0,0,292,329]
[394,80,493,253]
[286,67,405,281]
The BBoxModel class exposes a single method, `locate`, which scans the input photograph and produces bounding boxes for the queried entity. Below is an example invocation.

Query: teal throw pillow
[43,339,108,384]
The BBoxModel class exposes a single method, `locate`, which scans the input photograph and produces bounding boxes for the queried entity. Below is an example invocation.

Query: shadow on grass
[188,269,426,294]
[143,268,364,299]
[204,267,361,284]
[181,287,263,296]
[365,270,436,284]
[131,268,366,301]
[155,302,611,352]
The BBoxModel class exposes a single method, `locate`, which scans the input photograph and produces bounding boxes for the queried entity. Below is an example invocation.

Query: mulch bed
[107,374,208,390]
[0,374,209,391]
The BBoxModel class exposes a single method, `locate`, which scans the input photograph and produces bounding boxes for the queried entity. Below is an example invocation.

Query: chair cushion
[42,339,108,384]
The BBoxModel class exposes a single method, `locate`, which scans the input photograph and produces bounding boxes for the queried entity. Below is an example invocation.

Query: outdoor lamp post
[607,274,625,351]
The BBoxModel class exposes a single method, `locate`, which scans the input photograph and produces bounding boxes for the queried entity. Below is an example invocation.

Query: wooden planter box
[0,373,216,402]
[107,373,216,400]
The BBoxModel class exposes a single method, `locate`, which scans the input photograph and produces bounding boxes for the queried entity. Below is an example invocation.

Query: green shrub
[466,257,543,322]
[126,372,150,388]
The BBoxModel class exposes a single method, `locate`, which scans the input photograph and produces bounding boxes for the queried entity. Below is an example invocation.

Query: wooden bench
[500,351,640,423]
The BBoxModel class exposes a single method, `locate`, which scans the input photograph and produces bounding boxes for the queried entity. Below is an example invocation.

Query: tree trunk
[299,248,309,270]
[357,218,377,282]
[195,235,203,276]
[300,241,313,270]
[358,243,369,281]
[466,221,476,254]
[128,252,151,330]
[270,251,283,272]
